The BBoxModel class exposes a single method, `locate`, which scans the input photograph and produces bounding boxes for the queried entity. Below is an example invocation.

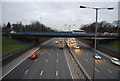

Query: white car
[111,58,120,66]
[94,54,101,59]
[55,41,58,44]
[10,31,16,33]
[75,46,80,49]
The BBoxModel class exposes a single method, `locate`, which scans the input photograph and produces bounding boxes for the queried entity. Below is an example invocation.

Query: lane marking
[57,60,58,63]
[106,69,112,73]
[49,53,50,55]
[57,53,58,56]
[40,71,44,76]
[24,70,28,75]
[1,38,55,80]
[46,60,48,62]
[95,68,99,72]
[63,47,74,79]
[35,59,37,62]
[1,47,40,80]
[56,71,58,76]
[85,59,88,61]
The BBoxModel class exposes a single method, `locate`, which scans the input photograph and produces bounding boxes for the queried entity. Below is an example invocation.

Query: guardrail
[65,42,92,81]
[2,44,35,66]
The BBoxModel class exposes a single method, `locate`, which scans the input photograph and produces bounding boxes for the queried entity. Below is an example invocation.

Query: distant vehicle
[55,41,58,44]
[10,31,16,33]
[60,40,63,42]
[72,30,86,35]
[111,58,120,66]
[73,40,77,43]
[29,54,37,59]
[75,46,80,49]
[59,46,64,49]
[94,54,101,59]
[103,32,110,35]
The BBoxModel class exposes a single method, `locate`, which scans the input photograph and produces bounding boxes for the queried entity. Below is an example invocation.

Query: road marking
[63,48,74,79]
[46,60,48,62]
[95,68,99,72]
[49,53,50,55]
[57,60,58,63]
[57,53,58,56]
[56,71,58,76]
[85,59,88,61]
[35,59,37,62]
[106,69,112,73]
[40,71,44,76]
[24,70,28,75]
[1,47,40,80]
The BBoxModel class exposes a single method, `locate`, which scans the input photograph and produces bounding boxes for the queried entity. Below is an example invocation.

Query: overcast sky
[1,0,119,30]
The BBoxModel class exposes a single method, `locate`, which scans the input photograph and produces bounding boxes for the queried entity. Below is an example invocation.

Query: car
[55,41,58,44]
[60,40,63,42]
[10,31,16,33]
[75,46,80,49]
[29,54,37,59]
[94,54,101,59]
[110,58,120,66]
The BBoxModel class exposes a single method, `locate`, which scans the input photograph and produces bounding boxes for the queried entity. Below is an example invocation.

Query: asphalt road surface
[70,38,119,79]
[2,38,72,79]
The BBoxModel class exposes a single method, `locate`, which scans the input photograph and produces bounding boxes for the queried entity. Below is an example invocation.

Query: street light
[80,5,113,81]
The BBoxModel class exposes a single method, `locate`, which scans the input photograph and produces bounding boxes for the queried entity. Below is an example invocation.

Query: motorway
[69,38,119,79]
[2,37,120,80]
[2,38,72,79]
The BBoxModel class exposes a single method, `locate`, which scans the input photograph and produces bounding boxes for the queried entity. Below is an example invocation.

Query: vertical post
[40,18,43,32]
[93,8,98,81]
[95,9,98,50]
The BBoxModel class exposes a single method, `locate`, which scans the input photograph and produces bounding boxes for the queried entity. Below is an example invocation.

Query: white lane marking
[57,60,58,63]
[95,68,99,72]
[57,53,58,56]
[24,70,28,75]
[49,53,50,55]
[56,71,58,76]
[40,71,44,76]
[63,48,74,79]
[106,69,112,73]
[35,59,37,62]
[1,47,40,80]
[85,59,88,61]
[46,60,48,62]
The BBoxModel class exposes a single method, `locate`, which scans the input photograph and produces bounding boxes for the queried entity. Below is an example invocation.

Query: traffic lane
[76,41,119,79]
[73,40,118,79]
[76,39,118,67]
[72,46,118,79]
[2,38,55,79]
[71,48,105,79]
[77,47,118,79]
[23,38,72,79]
[22,49,57,79]
[22,38,57,79]
[57,48,72,79]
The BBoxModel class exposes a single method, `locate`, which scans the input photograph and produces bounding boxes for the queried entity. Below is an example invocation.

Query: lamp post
[80,5,113,81]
